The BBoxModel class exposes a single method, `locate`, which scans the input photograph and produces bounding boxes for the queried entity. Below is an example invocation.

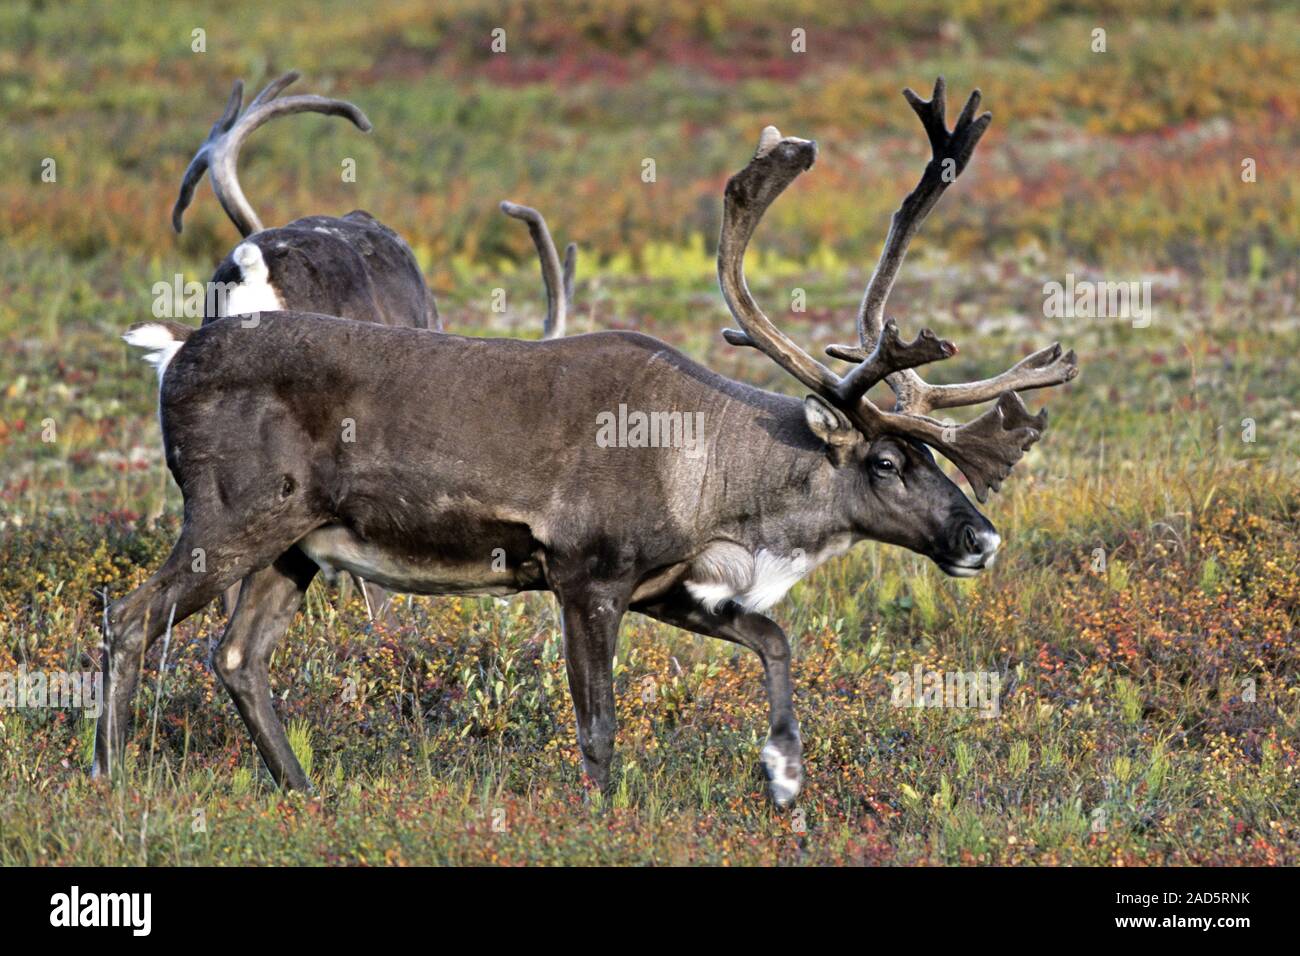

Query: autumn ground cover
[0,1,1296,864]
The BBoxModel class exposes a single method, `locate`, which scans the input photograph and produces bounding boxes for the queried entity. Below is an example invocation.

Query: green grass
[0,1,1297,865]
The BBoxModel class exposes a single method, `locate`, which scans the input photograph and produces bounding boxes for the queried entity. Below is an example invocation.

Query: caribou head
[720,78,1077,577]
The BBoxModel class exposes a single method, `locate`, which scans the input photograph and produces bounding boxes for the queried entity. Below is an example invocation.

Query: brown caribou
[168,70,439,331]
[100,80,1076,806]
[150,73,576,621]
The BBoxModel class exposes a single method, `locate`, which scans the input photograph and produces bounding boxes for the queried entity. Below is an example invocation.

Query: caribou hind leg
[220,582,242,618]
[93,504,321,781]
[213,548,318,790]
[93,534,240,780]
[230,572,396,628]
[634,587,803,807]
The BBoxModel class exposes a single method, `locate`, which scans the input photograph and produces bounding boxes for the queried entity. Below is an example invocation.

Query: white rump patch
[685,535,854,614]
[122,324,184,385]
[222,242,283,316]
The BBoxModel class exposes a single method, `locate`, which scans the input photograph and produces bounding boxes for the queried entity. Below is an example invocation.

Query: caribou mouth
[937,560,987,578]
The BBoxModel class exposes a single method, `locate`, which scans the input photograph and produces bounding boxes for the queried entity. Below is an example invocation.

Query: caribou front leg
[556,584,628,791]
[636,587,803,807]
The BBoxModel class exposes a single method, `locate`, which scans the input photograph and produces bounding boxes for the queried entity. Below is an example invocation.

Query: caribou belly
[297,525,525,596]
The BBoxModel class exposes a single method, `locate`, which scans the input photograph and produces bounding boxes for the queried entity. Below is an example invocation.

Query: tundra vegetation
[0,1,1296,864]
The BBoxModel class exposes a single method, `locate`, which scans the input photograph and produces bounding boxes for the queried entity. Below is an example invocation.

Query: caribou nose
[960,524,1002,566]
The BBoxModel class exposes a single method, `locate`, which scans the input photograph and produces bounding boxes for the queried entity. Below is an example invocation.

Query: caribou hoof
[760,740,802,808]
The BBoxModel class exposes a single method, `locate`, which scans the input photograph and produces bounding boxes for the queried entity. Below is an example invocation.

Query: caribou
[167,71,439,331]
[149,72,576,620]
[154,70,437,622]
[162,69,574,340]
[99,80,1076,806]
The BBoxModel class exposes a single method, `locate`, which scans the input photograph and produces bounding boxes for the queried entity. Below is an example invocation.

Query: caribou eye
[871,457,898,475]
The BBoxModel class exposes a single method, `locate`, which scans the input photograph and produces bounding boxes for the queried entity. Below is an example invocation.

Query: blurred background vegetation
[1,0,1295,288]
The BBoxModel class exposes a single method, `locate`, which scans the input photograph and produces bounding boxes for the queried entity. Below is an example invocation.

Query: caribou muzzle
[935,514,1002,578]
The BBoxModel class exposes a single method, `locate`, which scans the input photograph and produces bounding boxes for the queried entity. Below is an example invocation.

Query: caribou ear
[804,395,860,465]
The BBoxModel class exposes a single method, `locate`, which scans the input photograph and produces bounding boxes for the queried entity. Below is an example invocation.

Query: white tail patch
[223,242,283,316]
[122,324,184,385]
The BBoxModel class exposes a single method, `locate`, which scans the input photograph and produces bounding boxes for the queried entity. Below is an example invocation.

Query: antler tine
[831,318,960,404]
[562,242,577,316]
[828,333,1079,413]
[718,126,845,398]
[856,78,990,349]
[171,79,244,233]
[720,112,1076,502]
[825,78,1077,414]
[501,201,572,339]
[823,78,991,410]
[729,315,956,402]
[216,79,245,130]
[172,73,373,237]
[247,70,300,109]
[907,342,1079,411]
